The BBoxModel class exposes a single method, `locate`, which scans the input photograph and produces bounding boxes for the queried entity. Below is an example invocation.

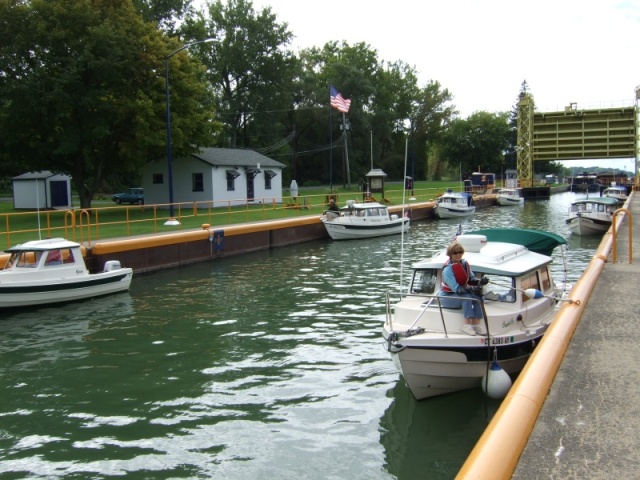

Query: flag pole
[329,106,333,192]
[370,130,373,170]
[342,112,351,189]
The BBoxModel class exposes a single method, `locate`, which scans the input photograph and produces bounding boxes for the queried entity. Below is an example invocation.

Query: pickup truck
[112,188,144,205]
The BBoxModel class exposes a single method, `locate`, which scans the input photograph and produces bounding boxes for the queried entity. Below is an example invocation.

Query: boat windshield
[482,275,516,303]
[411,269,438,294]
[11,251,42,268]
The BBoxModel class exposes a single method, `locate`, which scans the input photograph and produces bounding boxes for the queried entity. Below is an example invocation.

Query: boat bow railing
[385,291,488,352]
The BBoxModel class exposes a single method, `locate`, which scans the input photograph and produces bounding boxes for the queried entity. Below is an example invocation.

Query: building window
[264,170,276,190]
[152,173,164,184]
[192,172,204,192]
[226,170,240,191]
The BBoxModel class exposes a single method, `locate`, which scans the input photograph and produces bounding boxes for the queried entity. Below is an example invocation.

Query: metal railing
[612,207,633,263]
[0,186,460,248]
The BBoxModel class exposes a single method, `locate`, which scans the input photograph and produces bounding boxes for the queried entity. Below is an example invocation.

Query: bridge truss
[516,90,639,188]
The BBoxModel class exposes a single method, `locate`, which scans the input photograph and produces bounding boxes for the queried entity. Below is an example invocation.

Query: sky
[215,0,640,171]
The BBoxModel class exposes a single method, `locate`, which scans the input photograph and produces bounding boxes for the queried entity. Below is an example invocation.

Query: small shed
[12,171,72,209]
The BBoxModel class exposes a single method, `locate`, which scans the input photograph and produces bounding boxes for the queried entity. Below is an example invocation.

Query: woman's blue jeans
[439,292,483,320]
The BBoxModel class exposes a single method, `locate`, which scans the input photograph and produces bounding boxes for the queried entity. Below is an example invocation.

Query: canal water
[0,192,601,480]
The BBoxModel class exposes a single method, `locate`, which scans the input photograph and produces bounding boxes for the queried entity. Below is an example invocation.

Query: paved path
[513,193,640,479]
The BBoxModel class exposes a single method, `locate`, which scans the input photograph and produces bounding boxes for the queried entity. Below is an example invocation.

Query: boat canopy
[5,238,81,253]
[466,228,566,256]
[571,197,619,206]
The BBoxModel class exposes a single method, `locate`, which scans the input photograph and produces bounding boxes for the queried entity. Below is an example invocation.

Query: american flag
[330,85,351,113]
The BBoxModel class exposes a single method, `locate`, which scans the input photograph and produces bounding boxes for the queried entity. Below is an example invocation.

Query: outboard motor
[104,260,122,272]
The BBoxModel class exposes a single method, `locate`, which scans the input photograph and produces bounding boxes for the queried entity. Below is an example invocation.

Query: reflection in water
[0,192,600,479]
[380,382,500,480]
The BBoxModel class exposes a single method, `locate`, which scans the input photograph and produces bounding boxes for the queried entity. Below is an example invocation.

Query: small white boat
[566,196,618,236]
[601,183,628,205]
[496,188,524,206]
[433,191,475,219]
[382,228,570,400]
[0,238,133,308]
[321,200,409,240]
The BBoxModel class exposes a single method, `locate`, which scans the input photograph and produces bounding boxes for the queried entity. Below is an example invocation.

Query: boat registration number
[482,336,514,345]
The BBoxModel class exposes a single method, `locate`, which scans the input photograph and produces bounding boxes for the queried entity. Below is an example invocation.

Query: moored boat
[381,228,570,400]
[433,191,475,219]
[496,188,524,206]
[566,196,618,236]
[321,200,409,240]
[601,183,628,205]
[0,238,133,308]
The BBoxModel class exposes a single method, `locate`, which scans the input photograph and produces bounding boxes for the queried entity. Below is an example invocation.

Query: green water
[0,192,600,479]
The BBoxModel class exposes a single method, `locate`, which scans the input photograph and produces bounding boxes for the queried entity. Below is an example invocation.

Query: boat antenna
[399,138,408,293]
[370,129,373,170]
[36,177,42,240]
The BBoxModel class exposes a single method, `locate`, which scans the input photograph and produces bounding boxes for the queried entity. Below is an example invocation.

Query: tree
[440,111,511,177]
[132,0,192,31]
[0,0,215,208]
[182,0,297,149]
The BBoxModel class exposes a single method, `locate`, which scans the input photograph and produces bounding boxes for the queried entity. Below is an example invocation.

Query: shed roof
[191,148,286,169]
[12,171,69,181]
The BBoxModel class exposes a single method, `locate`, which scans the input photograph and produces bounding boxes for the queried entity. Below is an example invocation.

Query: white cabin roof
[341,201,387,210]
[412,236,552,276]
[5,238,81,253]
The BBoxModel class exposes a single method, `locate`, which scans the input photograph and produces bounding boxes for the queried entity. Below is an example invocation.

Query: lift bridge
[516,87,639,191]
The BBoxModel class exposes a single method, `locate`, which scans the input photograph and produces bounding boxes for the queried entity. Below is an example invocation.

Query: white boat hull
[0,270,133,308]
[566,215,611,236]
[434,206,475,219]
[496,196,524,206]
[390,331,543,399]
[382,230,567,400]
[0,237,133,309]
[323,217,409,240]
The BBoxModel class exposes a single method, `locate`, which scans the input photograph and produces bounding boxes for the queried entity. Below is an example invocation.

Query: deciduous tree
[0,0,215,208]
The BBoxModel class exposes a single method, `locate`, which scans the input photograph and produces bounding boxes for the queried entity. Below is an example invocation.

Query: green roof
[467,228,567,256]
[571,197,619,205]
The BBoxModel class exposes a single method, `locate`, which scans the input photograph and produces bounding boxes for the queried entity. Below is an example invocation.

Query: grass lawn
[0,180,474,248]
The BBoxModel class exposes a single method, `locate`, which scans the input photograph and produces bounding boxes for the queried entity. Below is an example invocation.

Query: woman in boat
[438,242,487,336]
[327,199,340,212]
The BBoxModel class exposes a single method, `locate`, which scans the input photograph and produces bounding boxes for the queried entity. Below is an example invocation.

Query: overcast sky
[218,0,640,171]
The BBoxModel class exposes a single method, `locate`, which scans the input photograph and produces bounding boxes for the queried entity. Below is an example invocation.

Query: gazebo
[364,169,388,201]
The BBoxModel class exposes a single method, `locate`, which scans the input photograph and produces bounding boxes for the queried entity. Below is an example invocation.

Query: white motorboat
[321,200,409,240]
[433,191,475,218]
[601,183,628,205]
[0,238,133,308]
[382,228,570,400]
[496,188,524,206]
[566,196,618,236]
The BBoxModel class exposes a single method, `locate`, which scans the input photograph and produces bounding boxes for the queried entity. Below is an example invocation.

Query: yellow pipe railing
[0,187,457,249]
[612,207,632,263]
[455,194,631,479]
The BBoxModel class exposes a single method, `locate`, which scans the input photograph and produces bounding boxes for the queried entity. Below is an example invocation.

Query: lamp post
[164,38,214,226]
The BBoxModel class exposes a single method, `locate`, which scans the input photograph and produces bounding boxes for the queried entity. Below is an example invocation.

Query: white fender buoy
[482,359,512,399]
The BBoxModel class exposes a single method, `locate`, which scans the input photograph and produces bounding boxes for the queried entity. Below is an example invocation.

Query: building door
[50,180,69,207]
[246,169,260,201]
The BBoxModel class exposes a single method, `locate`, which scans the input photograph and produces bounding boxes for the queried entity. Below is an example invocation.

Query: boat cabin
[568,197,617,215]
[407,234,555,306]
[3,238,86,275]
